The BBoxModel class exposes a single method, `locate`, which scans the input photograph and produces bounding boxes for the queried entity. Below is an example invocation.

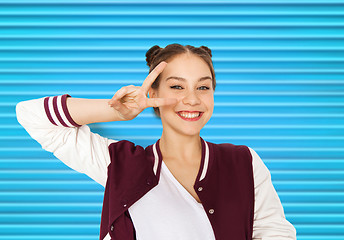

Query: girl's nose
[182,90,201,106]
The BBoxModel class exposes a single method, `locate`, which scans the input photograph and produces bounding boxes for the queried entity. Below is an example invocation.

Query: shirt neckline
[153,137,208,204]
[161,160,203,205]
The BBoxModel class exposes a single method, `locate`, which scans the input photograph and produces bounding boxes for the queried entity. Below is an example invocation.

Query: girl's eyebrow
[165,76,212,82]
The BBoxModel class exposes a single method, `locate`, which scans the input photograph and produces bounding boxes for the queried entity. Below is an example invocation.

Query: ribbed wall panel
[1,1,343,239]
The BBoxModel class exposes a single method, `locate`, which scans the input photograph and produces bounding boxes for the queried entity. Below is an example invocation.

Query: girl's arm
[66,98,126,126]
[16,95,117,187]
[249,147,297,239]
[16,61,176,187]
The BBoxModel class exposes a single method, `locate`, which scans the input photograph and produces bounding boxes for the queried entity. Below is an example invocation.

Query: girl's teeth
[179,112,200,119]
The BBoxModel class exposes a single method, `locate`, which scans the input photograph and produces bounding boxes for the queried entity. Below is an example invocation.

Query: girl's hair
[145,43,216,117]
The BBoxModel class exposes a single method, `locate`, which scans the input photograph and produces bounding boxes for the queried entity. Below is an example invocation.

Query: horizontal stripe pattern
[1,1,343,240]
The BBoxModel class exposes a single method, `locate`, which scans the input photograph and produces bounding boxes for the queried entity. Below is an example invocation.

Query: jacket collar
[152,137,210,182]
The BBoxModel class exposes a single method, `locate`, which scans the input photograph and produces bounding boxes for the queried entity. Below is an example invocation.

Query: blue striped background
[1,0,344,239]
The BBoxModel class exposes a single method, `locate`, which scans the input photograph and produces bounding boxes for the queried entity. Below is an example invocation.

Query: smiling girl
[16,43,296,240]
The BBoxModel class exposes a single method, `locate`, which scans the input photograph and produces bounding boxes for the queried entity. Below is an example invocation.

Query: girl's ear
[148,88,157,98]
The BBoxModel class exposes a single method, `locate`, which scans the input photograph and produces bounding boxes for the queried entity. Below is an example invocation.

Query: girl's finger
[111,98,131,113]
[110,99,121,110]
[108,85,139,105]
[109,87,128,104]
[141,61,167,94]
[108,86,133,105]
[146,97,177,108]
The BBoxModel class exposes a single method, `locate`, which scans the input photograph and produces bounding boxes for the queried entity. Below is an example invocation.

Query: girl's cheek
[167,91,184,100]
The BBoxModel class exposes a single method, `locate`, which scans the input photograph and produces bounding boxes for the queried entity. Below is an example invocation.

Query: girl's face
[150,53,214,137]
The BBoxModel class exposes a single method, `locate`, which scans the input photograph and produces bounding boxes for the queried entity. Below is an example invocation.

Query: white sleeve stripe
[44,96,57,126]
[56,95,74,127]
[48,97,62,127]
[199,140,209,181]
[152,143,159,175]
[44,95,81,128]
[52,96,69,127]
[60,94,81,127]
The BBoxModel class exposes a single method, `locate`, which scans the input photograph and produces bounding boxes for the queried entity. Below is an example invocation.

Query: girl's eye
[170,85,183,90]
[198,86,210,90]
[170,85,210,90]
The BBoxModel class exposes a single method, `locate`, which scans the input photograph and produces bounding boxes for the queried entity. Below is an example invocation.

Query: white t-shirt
[128,160,216,240]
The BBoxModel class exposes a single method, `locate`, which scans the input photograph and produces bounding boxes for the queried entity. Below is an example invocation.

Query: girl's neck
[159,131,202,165]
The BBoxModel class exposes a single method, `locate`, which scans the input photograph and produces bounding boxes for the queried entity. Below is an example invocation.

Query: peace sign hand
[108,61,177,121]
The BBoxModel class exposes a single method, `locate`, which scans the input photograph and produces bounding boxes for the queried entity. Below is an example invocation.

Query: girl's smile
[177,111,204,121]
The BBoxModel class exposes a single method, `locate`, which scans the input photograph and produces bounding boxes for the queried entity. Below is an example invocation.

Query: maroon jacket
[100,137,254,240]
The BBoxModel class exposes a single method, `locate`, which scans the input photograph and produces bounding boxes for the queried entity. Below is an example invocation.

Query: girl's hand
[108,61,177,121]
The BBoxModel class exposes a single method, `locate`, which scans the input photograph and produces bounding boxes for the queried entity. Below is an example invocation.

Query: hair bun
[146,45,162,67]
[200,46,212,57]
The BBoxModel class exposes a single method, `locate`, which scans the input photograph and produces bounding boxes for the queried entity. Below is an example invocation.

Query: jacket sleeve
[248,147,297,240]
[16,94,117,187]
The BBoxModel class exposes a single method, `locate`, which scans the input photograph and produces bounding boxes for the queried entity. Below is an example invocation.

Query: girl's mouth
[177,111,203,121]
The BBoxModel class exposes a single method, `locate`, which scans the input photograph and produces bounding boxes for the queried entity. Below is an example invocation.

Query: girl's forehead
[161,55,212,80]
[166,53,207,66]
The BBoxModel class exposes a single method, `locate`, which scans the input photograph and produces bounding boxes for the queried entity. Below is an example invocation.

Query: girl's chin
[175,125,203,136]
[161,123,202,136]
